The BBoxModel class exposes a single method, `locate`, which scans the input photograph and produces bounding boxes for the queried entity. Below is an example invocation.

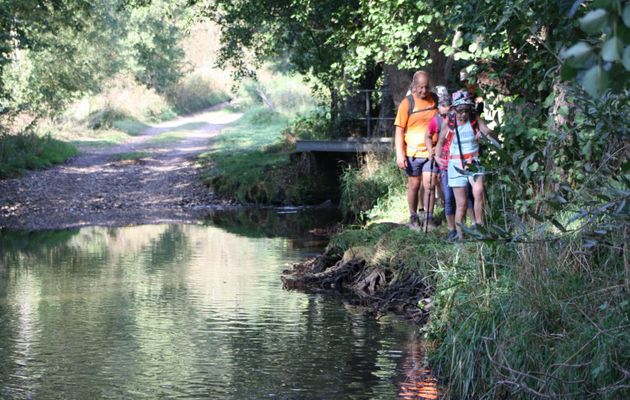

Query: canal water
[0,210,438,399]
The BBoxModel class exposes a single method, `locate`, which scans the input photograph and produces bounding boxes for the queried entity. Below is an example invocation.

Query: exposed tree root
[282,247,432,324]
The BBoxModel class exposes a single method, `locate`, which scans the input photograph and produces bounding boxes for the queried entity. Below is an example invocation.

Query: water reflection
[399,337,440,399]
[0,220,439,399]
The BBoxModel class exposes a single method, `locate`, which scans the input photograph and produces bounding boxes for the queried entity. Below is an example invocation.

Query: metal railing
[352,89,395,138]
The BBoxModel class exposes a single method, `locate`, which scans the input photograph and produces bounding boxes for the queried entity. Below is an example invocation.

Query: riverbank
[282,215,629,399]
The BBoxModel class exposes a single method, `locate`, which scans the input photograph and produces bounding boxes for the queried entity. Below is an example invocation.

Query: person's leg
[405,157,422,226]
[466,182,475,223]
[470,175,485,225]
[407,176,422,216]
[440,170,456,232]
[421,159,439,230]
[436,172,444,202]
[422,171,438,222]
[453,187,468,238]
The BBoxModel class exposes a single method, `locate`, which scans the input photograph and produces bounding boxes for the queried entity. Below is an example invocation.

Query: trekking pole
[425,157,436,233]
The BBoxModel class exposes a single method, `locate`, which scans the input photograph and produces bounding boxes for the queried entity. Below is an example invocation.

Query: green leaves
[623,45,630,70]
[623,2,630,27]
[560,42,593,66]
[561,3,629,97]
[601,37,623,61]
[582,65,610,97]
[579,8,609,33]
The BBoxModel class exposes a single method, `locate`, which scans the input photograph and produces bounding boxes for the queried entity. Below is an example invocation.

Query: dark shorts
[405,156,438,177]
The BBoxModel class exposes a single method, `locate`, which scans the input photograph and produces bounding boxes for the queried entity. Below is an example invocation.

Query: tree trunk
[376,67,395,137]
[384,64,413,108]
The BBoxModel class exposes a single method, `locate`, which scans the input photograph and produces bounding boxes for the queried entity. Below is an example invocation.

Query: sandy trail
[0,104,242,231]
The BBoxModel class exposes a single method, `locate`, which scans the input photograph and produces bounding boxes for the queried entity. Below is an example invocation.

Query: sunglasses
[454,106,472,114]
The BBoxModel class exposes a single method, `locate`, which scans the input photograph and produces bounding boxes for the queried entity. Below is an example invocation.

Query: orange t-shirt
[394,95,437,158]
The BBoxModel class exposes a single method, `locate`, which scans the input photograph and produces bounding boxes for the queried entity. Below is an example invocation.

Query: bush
[286,109,334,140]
[167,73,231,114]
[339,153,405,221]
[0,131,79,178]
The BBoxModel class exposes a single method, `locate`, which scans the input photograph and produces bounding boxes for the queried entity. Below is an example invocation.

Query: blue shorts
[405,156,438,177]
[448,158,484,187]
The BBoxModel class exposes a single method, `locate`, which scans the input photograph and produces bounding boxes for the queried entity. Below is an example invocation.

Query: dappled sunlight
[146,109,242,132]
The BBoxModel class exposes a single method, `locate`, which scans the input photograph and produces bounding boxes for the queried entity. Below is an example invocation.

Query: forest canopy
[0,0,187,116]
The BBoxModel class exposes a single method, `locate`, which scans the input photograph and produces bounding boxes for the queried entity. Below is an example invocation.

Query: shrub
[0,131,79,178]
[339,153,405,221]
[167,73,231,114]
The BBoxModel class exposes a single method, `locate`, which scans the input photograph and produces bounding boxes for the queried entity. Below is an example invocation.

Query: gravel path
[0,104,242,231]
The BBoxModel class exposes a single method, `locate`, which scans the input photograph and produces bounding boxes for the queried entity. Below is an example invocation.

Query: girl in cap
[434,89,497,239]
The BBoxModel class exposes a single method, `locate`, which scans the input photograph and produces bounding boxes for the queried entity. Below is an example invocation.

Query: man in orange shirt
[394,70,438,229]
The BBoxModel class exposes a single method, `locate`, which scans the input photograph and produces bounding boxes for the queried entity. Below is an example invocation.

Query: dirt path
[0,104,243,231]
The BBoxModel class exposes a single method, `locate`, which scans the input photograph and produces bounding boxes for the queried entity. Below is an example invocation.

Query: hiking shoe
[447,229,458,241]
[408,214,421,230]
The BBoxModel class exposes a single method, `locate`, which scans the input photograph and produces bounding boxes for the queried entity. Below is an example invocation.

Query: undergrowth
[198,106,335,204]
[323,220,629,399]
[0,131,79,178]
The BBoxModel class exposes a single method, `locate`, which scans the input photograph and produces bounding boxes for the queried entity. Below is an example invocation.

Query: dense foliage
[0,0,187,116]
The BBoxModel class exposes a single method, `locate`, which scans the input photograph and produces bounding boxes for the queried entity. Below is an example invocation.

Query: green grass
[111,118,151,136]
[146,131,188,145]
[112,151,149,161]
[198,105,334,204]
[0,131,79,178]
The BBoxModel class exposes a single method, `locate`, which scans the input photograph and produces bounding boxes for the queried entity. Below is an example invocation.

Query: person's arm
[395,125,407,169]
[425,118,436,161]
[434,119,449,168]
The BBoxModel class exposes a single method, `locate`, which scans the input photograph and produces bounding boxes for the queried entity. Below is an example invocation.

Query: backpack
[406,92,439,117]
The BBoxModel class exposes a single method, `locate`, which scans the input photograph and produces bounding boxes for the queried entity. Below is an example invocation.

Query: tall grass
[167,72,231,114]
[339,152,406,221]
[0,131,79,178]
[427,234,629,399]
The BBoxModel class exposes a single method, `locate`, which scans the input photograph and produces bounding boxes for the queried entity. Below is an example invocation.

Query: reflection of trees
[220,298,406,399]
[0,223,418,399]
[204,207,340,240]
[398,335,440,400]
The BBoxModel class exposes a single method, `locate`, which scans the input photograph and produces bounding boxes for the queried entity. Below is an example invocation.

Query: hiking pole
[425,157,436,233]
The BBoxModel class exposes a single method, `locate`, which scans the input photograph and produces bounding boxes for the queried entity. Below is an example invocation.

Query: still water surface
[0,214,437,399]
